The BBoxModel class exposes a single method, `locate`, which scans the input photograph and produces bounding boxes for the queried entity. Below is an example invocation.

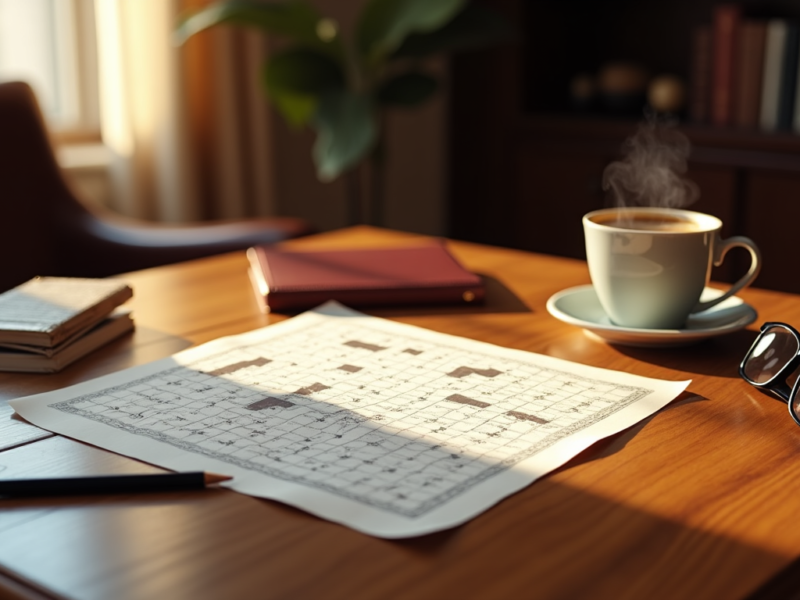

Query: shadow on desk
[610,328,759,378]
[388,474,783,600]
[746,555,800,600]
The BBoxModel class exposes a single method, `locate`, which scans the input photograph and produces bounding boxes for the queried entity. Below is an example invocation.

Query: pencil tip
[204,472,233,485]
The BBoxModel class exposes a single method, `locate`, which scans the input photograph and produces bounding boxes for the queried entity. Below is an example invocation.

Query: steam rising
[602,116,699,209]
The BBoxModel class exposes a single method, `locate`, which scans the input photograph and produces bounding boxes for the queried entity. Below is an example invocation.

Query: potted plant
[175,0,512,225]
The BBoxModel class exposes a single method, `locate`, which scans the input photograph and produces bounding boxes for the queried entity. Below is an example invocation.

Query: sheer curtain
[94,0,277,222]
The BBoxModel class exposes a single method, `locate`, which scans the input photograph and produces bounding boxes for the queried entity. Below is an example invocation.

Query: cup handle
[691,235,762,314]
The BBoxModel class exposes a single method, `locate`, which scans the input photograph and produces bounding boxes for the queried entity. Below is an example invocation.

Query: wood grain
[0,226,798,600]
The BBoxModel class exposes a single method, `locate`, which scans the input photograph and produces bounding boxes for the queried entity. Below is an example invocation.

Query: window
[0,0,99,140]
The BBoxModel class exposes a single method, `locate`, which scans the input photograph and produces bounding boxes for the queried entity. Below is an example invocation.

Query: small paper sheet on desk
[10,302,689,538]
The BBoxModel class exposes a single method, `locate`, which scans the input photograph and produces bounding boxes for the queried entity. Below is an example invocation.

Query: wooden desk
[1,226,798,600]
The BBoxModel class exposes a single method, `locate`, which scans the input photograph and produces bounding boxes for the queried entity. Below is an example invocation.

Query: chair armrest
[60,210,314,276]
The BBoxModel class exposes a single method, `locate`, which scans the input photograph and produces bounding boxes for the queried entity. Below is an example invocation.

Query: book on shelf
[0,276,133,348]
[778,21,800,131]
[794,47,800,131]
[246,243,485,312]
[711,4,742,126]
[692,5,800,132]
[760,19,791,130]
[690,25,713,123]
[0,309,134,373]
[777,22,800,130]
[734,19,767,127]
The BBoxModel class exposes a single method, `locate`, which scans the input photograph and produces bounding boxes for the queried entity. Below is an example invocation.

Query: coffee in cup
[583,207,761,329]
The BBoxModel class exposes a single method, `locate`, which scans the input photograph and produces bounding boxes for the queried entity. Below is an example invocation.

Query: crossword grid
[51,319,652,517]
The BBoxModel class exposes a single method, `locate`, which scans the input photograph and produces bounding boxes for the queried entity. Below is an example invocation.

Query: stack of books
[691,4,800,131]
[0,277,134,373]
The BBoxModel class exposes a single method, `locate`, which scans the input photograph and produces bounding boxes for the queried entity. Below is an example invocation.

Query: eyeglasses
[740,322,800,426]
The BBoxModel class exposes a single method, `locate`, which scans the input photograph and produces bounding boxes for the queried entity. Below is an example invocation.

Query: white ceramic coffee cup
[583,207,761,329]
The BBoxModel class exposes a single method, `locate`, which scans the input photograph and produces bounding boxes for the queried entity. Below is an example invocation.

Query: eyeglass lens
[743,325,800,384]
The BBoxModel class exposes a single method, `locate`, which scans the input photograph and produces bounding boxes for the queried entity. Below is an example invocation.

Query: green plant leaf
[174,0,341,56]
[264,48,345,96]
[271,92,318,128]
[377,71,437,106]
[312,91,376,181]
[392,2,515,59]
[355,0,466,63]
[262,47,345,127]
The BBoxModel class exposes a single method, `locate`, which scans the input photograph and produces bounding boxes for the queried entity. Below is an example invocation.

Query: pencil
[0,472,233,497]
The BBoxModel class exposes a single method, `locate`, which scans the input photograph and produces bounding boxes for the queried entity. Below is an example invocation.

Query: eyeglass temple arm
[772,381,794,403]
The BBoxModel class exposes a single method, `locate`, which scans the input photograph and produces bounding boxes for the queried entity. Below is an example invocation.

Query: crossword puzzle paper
[10,302,689,537]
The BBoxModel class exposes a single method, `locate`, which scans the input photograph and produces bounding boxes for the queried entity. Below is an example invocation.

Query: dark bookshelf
[449,0,800,293]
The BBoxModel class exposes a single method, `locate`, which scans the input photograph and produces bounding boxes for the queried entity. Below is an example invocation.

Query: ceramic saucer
[546,285,758,347]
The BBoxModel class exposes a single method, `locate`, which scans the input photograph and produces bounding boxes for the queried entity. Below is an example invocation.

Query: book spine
[711,4,742,126]
[794,41,800,131]
[777,22,800,130]
[734,20,767,127]
[760,19,788,130]
[690,26,712,123]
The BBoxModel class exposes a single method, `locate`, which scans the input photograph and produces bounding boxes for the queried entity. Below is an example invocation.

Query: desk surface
[1,226,798,600]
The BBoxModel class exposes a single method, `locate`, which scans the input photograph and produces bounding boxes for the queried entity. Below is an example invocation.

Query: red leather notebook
[246,243,484,312]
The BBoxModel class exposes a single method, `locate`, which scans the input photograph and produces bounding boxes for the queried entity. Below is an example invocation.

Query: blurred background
[0,0,448,235]
[5,0,800,295]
